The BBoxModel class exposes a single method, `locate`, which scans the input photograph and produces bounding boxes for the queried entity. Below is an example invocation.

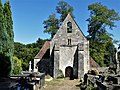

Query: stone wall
[54,50,59,78]
[59,46,77,76]
[50,14,89,79]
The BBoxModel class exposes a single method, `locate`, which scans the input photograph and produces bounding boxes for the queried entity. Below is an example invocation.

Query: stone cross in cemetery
[34,14,90,79]
[29,61,32,72]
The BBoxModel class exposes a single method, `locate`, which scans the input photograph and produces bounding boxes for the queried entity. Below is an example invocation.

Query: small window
[67,22,72,33]
[68,39,71,45]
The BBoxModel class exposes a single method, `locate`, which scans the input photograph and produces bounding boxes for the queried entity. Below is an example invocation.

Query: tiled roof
[34,41,50,59]
[90,57,100,68]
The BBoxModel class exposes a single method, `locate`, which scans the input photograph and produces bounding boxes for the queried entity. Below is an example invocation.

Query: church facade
[34,14,90,79]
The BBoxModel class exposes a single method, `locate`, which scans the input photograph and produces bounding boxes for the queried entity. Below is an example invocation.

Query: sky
[2,0,120,44]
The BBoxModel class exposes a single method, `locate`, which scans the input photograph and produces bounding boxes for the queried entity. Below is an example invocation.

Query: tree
[104,38,116,66]
[35,38,47,48]
[12,56,22,75]
[0,0,8,54]
[43,14,59,38]
[0,0,13,77]
[14,42,28,70]
[3,1,14,73]
[87,2,120,40]
[56,0,74,23]
[87,2,120,66]
[43,1,74,38]
[14,38,47,71]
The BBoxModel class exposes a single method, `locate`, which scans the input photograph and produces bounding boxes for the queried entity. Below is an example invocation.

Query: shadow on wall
[37,49,52,76]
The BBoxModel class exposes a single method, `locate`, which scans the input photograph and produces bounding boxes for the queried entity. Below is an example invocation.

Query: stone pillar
[78,52,84,79]
[73,50,78,79]
[84,41,90,73]
[54,50,59,78]
[87,41,90,71]
[78,43,84,79]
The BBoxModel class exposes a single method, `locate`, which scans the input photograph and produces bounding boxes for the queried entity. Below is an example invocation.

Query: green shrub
[57,69,64,79]
[12,56,22,75]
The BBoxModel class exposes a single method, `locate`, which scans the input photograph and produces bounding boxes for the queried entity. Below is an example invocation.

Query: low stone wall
[88,74,120,90]
[11,72,45,90]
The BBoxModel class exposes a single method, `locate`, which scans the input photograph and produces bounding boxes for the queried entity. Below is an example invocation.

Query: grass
[45,74,52,79]
[41,79,80,90]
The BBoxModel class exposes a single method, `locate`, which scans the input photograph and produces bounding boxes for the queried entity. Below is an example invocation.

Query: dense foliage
[43,14,59,38]
[0,0,8,54]
[0,0,14,77]
[12,56,22,74]
[87,2,120,66]
[56,1,74,23]
[14,38,47,71]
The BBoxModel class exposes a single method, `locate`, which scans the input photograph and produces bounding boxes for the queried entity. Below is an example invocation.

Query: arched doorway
[65,66,73,80]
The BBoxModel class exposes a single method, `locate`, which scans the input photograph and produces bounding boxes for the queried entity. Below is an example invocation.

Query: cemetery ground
[41,79,80,90]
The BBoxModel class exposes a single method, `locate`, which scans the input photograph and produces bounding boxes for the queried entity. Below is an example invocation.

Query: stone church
[34,14,90,79]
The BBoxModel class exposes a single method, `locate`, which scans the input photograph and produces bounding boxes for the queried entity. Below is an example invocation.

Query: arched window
[67,22,72,33]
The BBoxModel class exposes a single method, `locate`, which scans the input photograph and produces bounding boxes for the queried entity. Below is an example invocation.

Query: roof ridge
[34,41,50,59]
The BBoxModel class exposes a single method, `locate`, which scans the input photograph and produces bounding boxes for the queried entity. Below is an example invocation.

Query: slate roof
[34,41,50,60]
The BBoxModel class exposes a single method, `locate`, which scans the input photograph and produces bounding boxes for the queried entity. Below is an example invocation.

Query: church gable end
[51,13,87,48]
[50,14,89,79]
[34,14,89,79]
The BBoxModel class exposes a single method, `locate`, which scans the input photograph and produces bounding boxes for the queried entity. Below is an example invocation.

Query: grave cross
[29,61,32,72]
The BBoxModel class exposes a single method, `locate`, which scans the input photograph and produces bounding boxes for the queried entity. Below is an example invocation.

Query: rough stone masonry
[34,14,90,79]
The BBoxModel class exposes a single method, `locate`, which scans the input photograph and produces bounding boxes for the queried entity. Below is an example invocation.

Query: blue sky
[2,0,120,44]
